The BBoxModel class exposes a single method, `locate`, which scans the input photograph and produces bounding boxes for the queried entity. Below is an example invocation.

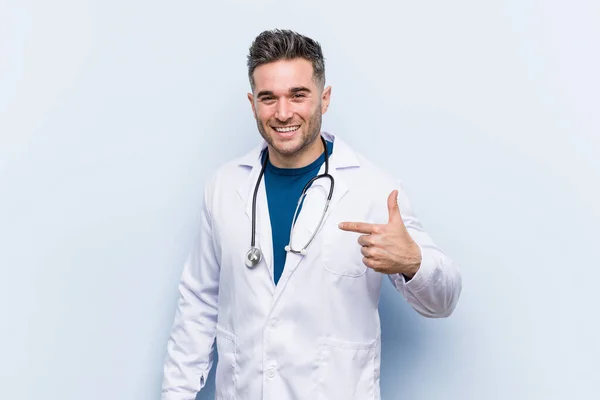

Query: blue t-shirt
[262,140,334,285]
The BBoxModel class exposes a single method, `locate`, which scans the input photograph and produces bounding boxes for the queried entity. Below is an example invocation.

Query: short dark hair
[247,29,326,91]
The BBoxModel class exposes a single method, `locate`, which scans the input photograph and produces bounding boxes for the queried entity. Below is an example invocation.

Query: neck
[268,137,324,169]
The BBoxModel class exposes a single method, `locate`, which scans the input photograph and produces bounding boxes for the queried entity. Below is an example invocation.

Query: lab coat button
[267,367,276,378]
[269,319,278,329]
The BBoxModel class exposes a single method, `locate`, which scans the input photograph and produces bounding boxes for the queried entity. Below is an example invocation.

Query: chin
[269,131,302,147]
[272,140,303,156]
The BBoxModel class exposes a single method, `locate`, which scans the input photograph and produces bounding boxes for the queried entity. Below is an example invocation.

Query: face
[247,58,331,167]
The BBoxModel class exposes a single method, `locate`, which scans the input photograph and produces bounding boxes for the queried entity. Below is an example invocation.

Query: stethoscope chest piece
[245,246,262,268]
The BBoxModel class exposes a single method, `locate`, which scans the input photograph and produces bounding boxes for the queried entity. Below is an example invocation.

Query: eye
[260,96,276,104]
[291,93,307,100]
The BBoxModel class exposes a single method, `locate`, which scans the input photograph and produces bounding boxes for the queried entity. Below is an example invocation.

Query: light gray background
[1,0,598,399]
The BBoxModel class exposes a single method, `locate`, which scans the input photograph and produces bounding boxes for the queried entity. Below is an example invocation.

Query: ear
[247,92,256,115]
[321,85,332,114]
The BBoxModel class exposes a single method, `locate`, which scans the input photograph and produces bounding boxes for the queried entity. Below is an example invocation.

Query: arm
[339,181,462,318]
[161,181,220,400]
[387,181,462,318]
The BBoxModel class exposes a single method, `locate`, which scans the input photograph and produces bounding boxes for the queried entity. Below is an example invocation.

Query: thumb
[387,190,402,224]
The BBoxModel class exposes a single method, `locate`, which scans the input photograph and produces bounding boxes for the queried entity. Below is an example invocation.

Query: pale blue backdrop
[1,0,598,399]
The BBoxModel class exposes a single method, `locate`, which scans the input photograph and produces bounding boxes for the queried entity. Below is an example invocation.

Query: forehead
[253,58,316,93]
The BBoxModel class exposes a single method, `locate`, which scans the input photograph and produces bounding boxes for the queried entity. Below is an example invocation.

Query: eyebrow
[290,86,311,94]
[256,87,312,98]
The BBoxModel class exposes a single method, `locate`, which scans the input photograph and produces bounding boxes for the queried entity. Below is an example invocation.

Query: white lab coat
[161,132,461,400]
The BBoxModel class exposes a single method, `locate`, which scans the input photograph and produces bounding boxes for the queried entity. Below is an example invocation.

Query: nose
[275,99,293,122]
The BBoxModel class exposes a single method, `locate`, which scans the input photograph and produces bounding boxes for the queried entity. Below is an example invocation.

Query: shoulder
[335,138,412,223]
[203,143,262,205]
[338,139,402,194]
[211,158,248,186]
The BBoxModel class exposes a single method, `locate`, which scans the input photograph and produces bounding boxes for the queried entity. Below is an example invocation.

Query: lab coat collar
[237,132,360,170]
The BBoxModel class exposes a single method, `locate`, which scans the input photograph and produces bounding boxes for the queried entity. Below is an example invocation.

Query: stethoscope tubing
[247,135,332,267]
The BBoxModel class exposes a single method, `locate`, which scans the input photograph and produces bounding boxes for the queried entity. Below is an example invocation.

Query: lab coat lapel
[271,155,351,304]
[237,149,275,284]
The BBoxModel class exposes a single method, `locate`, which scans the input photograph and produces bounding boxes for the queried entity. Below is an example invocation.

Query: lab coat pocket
[322,220,367,277]
[317,337,376,400]
[215,324,238,400]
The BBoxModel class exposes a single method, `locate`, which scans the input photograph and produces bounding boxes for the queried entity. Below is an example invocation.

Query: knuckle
[369,236,378,246]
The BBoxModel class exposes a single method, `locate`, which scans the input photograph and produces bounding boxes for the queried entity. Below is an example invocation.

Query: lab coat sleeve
[387,181,462,318]
[161,180,220,400]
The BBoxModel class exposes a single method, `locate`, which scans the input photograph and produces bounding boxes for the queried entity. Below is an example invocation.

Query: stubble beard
[255,106,323,159]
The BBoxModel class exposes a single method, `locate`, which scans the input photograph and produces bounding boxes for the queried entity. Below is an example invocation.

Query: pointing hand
[338,190,422,278]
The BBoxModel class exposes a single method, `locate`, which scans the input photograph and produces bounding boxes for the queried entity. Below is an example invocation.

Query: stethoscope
[245,135,334,268]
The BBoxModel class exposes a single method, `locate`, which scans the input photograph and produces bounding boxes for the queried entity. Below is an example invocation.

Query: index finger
[338,221,379,234]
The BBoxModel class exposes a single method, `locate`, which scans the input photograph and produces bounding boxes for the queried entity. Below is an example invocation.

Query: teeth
[274,126,299,133]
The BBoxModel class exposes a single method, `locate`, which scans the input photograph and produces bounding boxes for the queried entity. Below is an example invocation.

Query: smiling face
[247,58,331,168]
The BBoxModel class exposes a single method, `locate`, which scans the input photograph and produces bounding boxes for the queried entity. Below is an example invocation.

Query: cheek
[256,107,273,123]
[298,104,318,122]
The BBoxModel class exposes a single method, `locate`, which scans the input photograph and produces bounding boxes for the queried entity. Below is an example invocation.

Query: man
[162,29,461,400]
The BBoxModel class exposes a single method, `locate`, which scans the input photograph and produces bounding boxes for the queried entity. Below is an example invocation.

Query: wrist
[403,243,422,279]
